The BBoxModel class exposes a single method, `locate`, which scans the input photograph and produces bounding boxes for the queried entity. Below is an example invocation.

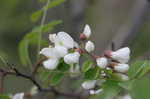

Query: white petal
[40,48,58,58]
[85,41,95,52]
[96,57,108,69]
[83,24,91,38]
[55,46,68,57]
[111,47,130,63]
[43,58,59,70]
[49,34,56,43]
[13,93,24,99]
[116,73,129,81]
[90,89,103,95]
[55,32,74,49]
[64,52,80,64]
[82,80,97,90]
[114,63,129,73]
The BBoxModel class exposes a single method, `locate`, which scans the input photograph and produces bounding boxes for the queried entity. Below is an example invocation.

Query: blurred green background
[0,0,150,99]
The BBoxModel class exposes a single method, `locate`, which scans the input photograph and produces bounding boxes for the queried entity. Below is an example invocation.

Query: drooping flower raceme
[39,24,132,96]
[85,41,95,52]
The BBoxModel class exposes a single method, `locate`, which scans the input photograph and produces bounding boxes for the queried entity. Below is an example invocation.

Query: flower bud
[114,63,129,73]
[83,24,91,38]
[111,47,130,63]
[64,52,80,64]
[82,80,97,90]
[85,41,95,52]
[43,58,59,70]
[96,57,108,69]
[90,89,103,95]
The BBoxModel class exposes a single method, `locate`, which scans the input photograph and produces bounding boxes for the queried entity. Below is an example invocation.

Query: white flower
[90,89,103,95]
[40,48,60,70]
[83,24,91,38]
[43,58,59,70]
[82,80,97,90]
[116,73,129,81]
[114,63,129,73]
[55,46,68,57]
[111,47,130,63]
[12,93,24,99]
[40,48,59,58]
[64,52,80,64]
[85,41,95,52]
[49,34,56,43]
[96,57,108,69]
[54,32,74,49]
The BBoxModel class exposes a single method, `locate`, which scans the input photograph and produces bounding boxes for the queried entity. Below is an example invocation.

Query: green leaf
[138,61,150,78]
[84,67,100,80]
[18,20,62,66]
[19,39,31,66]
[50,72,64,85]
[31,10,43,22]
[45,0,66,10]
[118,80,135,90]
[128,61,148,79]
[96,80,121,99]
[129,77,150,99]
[39,69,52,82]
[0,95,10,99]
[57,60,70,72]
[31,0,65,22]
[82,60,93,72]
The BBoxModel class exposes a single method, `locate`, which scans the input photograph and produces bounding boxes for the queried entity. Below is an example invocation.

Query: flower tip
[83,24,91,38]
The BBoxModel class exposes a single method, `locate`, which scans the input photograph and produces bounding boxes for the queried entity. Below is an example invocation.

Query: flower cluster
[40,24,131,95]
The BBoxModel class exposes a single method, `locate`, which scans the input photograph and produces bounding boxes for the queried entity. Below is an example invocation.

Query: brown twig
[32,57,47,78]
[0,66,82,98]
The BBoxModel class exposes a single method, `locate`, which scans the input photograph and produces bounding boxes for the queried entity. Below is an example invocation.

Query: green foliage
[128,61,150,79]
[50,72,64,85]
[0,95,10,99]
[94,80,121,99]
[39,60,70,86]
[31,0,66,22]
[45,0,66,10]
[82,60,93,72]
[19,20,62,66]
[84,67,100,80]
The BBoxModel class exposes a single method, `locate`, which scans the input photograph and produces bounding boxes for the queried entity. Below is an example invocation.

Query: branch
[31,57,47,78]
[0,66,82,98]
